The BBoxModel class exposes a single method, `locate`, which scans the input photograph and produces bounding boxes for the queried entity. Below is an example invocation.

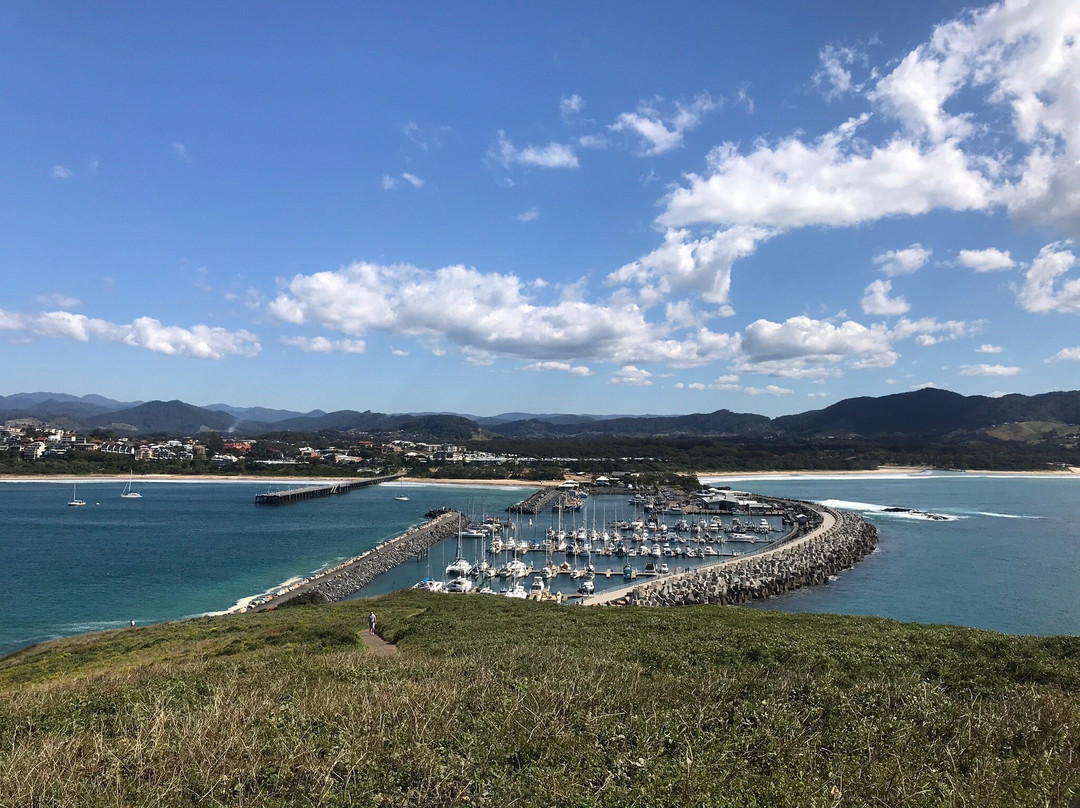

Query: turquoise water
[701,472,1080,636]
[2,472,1078,655]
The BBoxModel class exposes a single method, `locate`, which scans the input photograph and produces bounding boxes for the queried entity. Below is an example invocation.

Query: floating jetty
[254,473,403,505]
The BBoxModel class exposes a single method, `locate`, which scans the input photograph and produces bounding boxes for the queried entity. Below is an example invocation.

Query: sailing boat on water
[121,471,142,499]
[67,483,86,507]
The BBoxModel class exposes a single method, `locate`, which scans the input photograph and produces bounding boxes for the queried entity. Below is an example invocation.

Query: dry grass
[1,593,1079,806]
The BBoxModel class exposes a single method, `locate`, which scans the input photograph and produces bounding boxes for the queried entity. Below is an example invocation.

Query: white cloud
[959,363,1020,376]
[492,131,579,169]
[958,248,1016,272]
[659,119,993,230]
[814,45,866,101]
[522,361,592,376]
[0,309,260,359]
[390,348,409,357]
[383,172,424,190]
[1016,241,1080,313]
[578,134,608,149]
[35,292,81,309]
[610,366,653,386]
[744,384,794,396]
[516,207,540,222]
[912,382,941,390]
[267,260,741,368]
[560,94,585,121]
[807,391,830,399]
[50,165,74,179]
[861,279,911,316]
[170,142,189,162]
[873,244,932,277]
[607,226,770,306]
[977,343,1003,353]
[708,374,741,391]
[609,93,721,156]
[1049,347,1080,362]
[280,336,366,354]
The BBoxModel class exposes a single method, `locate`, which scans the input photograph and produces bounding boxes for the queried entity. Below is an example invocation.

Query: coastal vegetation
[2,592,1079,805]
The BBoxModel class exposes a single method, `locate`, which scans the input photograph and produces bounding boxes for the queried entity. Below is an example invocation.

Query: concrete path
[362,632,398,656]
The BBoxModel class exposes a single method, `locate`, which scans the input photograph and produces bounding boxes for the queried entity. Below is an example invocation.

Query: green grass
[2,592,1079,806]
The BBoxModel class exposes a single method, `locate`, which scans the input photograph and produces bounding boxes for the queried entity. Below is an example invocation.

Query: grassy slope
[2,592,1079,807]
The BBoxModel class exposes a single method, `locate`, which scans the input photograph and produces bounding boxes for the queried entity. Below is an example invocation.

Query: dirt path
[362,632,398,656]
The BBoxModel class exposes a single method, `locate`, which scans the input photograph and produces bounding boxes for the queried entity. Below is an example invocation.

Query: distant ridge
[3,388,1080,440]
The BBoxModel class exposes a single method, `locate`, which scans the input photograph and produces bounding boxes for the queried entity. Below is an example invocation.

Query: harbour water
[1,472,1078,655]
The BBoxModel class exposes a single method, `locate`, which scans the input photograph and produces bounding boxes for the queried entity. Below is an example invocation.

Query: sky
[2,0,1079,417]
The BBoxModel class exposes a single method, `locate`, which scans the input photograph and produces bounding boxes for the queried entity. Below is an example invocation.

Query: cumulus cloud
[50,165,74,179]
[280,336,366,354]
[734,314,980,377]
[659,117,992,230]
[874,244,932,277]
[1049,347,1080,362]
[610,366,653,386]
[492,131,579,169]
[607,226,770,306]
[958,248,1016,271]
[977,343,1003,353]
[861,279,911,316]
[959,363,1020,376]
[1016,241,1080,313]
[402,172,424,189]
[609,93,721,156]
[522,361,592,376]
[267,260,740,368]
[516,207,540,222]
[0,309,260,358]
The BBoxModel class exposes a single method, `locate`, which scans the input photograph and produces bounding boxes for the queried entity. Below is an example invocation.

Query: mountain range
[2,388,1080,442]
[6,386,1080,442]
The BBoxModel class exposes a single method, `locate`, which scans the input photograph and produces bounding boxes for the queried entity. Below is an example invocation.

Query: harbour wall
[596,503,877,607]
[244,509,464,611]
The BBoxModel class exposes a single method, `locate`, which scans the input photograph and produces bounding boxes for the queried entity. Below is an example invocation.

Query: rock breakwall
[622,505,877,607]
[247,510,464,611]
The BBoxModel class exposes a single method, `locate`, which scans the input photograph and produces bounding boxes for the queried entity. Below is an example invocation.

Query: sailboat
[394,477,408,501]
[445,517,473,579]
[67,483,86,507]
[121,471,142,499]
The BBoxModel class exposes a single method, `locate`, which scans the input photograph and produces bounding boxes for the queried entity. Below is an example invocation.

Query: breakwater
[242,509,464,611]
[596,503,877,607]
[507,486,560,514]
[254,473,402,505]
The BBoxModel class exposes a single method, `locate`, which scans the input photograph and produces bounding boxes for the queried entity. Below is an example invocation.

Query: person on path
[368,612,377,635]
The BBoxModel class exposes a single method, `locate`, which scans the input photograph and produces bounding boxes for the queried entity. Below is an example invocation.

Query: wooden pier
[254,472,403,505]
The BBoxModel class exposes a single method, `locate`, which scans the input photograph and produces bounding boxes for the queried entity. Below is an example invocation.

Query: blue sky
[2,0,1078,417]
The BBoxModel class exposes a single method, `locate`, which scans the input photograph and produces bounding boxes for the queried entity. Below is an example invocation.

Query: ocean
[1,472,1077,655]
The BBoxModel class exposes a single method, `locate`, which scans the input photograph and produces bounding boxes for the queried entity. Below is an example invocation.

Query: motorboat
[445,577,474,594]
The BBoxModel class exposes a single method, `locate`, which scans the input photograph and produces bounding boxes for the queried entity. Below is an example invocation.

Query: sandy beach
[2,466,1079,484]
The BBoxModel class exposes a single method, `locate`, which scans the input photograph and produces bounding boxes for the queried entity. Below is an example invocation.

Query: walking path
[362,633,398,656]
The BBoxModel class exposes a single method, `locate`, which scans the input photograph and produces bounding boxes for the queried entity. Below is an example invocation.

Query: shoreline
[3,466,1080,484]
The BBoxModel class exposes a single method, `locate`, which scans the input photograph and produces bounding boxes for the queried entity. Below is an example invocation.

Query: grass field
[2,591,1079,806]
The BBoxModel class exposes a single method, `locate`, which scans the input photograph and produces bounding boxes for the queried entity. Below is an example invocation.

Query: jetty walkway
[242,509,463,612]
[584,501,877,607]
[254,472,403,505]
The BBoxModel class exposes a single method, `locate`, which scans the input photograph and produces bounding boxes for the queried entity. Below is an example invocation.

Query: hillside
[1,592,1078,805]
